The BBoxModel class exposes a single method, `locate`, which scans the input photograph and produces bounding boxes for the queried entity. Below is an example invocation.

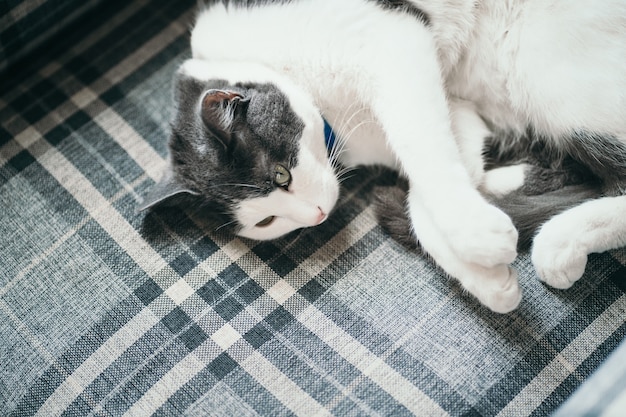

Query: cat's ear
[137,166,200,212]
[201,89,248,150]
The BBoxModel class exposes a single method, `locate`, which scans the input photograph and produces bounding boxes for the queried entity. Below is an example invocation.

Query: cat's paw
[447,202,518,268]
[467,264,522,313]
[481,164,528,197]
[532,230,587,289]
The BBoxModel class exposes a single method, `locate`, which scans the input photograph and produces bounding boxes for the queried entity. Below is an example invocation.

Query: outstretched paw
[461,264,522,314]
[532,232,587,289]
[447,202,518,268]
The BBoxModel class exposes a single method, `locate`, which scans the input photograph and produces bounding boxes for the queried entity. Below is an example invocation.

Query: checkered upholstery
[2,1,626,415]
[0,0,105,73]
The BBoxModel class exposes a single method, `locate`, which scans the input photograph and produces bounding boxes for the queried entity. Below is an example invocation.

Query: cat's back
[192,0,374,66]
[190,1,430,84]
[449,0,626,137]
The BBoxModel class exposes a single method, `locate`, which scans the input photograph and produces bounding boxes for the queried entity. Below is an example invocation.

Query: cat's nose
[314,207,328,225]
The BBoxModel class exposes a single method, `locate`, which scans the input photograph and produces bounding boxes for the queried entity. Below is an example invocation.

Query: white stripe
[0,0,155,104]
[21,23,185,411]
[35,309,161,417]
[4,4,194,417]
[100,13,190,87]
[238,349,333,417]
[497,294,626,417]
[0,126,41,164]
[0,216,89,298]
[285,207,377,285]
[1,11,188,174]
[121,210,380,414]
[124,339,332,417]
[34,144,169,275]
[191,206,378,297]
[93,108,167,181]
[300,305,450,416]
[27,130,172,416]
[0,299,57,364]
[123,352,207,417]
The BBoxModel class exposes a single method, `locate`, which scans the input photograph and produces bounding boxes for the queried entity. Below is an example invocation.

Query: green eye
[274,164,291,189]
[256,216,275,227]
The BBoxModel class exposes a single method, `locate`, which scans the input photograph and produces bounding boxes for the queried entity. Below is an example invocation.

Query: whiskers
[214,219,238,232]
[282,227,308,248]
[325,101,377,185]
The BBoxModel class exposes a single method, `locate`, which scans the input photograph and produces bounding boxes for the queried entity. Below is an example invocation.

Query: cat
[140,0,626,313]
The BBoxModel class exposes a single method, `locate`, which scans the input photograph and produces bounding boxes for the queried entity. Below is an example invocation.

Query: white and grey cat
[140,0,626,313]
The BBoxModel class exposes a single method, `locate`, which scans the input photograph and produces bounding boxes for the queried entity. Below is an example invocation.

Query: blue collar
[324,119,337,151]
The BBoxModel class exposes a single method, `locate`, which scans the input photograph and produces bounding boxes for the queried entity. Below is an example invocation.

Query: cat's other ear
[201,89,248,150]
[137,166,200,212]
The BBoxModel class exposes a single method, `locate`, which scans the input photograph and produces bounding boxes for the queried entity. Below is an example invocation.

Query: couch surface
[2,1,626,416]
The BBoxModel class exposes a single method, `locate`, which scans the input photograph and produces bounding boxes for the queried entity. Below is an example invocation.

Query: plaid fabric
[0,0,105,74]
[1,1,626,415]
[554,339,626,417]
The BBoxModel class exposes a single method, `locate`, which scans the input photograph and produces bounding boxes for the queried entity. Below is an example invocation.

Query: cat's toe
[531,230,587,289]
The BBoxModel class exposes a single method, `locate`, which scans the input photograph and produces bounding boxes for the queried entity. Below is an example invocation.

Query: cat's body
[141,0,626,313]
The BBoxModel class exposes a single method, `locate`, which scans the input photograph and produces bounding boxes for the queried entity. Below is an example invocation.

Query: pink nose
[314,207,328,225]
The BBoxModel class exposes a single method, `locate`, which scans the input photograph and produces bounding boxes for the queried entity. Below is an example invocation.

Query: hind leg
[449,98,491,186]
[449,98,530,197]
[532,195,626,288]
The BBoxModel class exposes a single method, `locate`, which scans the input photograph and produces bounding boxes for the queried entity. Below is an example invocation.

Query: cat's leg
[448,98,530,197]
[359,33,519,311]
[366,54,517,268]
[532,195,626,288]
[449,98,491,186]
[448,98,531,197]
[409,196,522,313]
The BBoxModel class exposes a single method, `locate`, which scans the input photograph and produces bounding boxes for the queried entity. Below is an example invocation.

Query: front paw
[462,264,522,313]
[447,203,518,268]
[532,230,587,289]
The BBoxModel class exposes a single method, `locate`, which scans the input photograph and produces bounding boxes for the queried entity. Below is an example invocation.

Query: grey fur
[483,132,601,195]
[139,72,305,233]
[488,186,601,250]
[374,181,602,253]
[563,132,626,196]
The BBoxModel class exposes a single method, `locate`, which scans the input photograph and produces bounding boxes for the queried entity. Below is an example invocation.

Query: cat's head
[139,59,340,240]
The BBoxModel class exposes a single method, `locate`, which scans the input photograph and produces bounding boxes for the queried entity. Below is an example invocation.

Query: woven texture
[0,0,105,73]
[1,1,626,415]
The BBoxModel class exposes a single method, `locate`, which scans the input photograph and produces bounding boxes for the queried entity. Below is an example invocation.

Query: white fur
[450,98,492,186]
[189,0,626,312]
[236,130,339,240]
[433,0,626,291]
[532,197,626,289]
[482,165,529,197]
